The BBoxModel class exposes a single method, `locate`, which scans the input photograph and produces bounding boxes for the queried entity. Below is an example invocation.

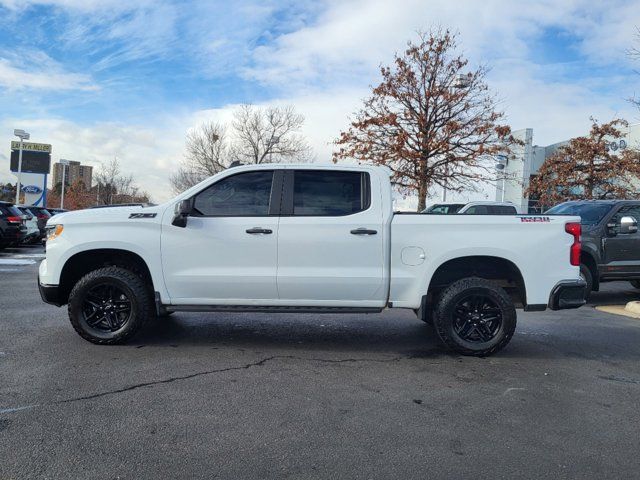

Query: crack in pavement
[1,354,408,414]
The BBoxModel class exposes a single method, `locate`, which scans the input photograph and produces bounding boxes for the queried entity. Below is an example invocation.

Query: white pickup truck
[38,164,586,356]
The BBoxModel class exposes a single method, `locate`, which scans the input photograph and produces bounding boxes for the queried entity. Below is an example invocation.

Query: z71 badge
[520,216,550,223]
[129,213,157,219]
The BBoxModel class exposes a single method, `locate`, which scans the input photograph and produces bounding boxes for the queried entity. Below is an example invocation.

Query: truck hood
[47,205,163,226]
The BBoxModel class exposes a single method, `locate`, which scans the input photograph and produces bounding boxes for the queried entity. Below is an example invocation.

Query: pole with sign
[13,129,30,205]
[9,138,52,207]
[59,159,70,209]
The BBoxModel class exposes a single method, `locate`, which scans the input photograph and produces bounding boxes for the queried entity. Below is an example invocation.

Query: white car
[39,164,585,356]
[422,201,519,215]
[18,207,40,244]
[457,201,520,215]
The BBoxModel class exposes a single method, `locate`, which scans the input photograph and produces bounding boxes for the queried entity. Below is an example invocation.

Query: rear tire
[580,264,593,300]
[433,277,516,357]
[68,266,153,345]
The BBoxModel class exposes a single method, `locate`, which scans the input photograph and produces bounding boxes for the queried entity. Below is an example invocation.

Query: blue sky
[0,0,639,201]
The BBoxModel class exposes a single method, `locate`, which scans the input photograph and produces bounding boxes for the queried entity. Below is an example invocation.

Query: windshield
[545,203,613,225]
[423,204,464,214]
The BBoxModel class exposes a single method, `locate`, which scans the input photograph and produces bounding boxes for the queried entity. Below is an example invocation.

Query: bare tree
[169,122,228,194]
[169,105,313,194]
[333,29,516,211]
[231,104,312,165]
[169,168,209,195]
[94,157,145,205]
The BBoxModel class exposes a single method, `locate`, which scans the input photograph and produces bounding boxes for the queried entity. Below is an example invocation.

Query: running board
[164,305,383,314]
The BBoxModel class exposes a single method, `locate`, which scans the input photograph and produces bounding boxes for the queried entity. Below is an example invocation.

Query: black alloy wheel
[433,277,517,356]
[452,294,502,343]
[82,283,133,333]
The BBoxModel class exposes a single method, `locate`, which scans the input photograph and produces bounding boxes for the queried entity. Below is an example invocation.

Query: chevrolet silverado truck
[38,164,586,356]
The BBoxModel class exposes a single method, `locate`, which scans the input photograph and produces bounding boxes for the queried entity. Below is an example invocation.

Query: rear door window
[292,170,370,216]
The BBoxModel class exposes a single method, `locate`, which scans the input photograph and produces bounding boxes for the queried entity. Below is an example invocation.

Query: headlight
[46,224,64,241]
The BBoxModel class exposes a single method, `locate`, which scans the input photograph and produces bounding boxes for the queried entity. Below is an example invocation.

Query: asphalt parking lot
[1,246,640,479]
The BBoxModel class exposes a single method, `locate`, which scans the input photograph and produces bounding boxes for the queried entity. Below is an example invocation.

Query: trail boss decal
[129,213,157,219]
[520,216,550,223]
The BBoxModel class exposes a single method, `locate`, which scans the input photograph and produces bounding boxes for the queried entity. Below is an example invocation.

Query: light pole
[495,155,508,202]
[442,163,449,202]
[13,129,30,205]
[59,159,70,209]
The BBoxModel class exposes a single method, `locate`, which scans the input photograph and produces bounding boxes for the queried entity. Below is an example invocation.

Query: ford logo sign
[22,185,42,194]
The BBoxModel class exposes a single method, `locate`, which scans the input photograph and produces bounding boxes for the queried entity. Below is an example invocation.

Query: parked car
[27,206,52,240]
[421,201,519,215]
[18,207,40,244]
[0,201,28,248]
[546,200,640,299]
[458,201,520,215]
[39,165,585,356]
[47,208,68,216]
[422,203,465,214]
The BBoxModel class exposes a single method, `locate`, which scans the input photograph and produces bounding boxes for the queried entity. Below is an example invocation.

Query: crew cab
[38,164,585,356]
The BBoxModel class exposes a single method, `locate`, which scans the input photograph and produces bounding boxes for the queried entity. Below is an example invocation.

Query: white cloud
[0,52,97,91]
[244,0,640,144]
[0,116,184,202]
[246,0,640,87]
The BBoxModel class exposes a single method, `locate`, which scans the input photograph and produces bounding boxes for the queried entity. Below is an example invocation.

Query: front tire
[433,277,516,357]
[68,267,153,344]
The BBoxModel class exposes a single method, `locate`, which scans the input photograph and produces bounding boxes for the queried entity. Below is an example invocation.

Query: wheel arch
[58,248,155,305]
[580,249,599,291]
[426,255,527,309]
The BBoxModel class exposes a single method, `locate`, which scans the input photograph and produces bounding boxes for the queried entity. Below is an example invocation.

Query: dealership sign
[9,141,52,174]
[10,141,52,152]
[22,185,43,194]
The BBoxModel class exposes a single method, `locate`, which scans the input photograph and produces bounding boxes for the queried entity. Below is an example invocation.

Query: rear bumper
[548,279,587,310]
[38,275,63,307]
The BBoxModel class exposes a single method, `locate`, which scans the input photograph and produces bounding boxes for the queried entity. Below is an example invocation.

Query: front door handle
[350,228,377,235]
[246,227,273,234]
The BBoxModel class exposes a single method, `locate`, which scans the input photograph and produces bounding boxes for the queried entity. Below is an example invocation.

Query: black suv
[0,201,27,249]
[546,200,640,298]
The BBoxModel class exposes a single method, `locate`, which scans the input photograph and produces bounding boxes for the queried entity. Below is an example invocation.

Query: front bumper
[38,275,63,307]
[548,279,587,310]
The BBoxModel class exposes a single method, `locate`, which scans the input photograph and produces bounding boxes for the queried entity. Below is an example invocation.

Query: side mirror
[619,216,638,235]
[171,199,193,228]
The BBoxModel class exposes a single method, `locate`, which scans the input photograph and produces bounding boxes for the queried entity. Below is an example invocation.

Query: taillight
[37,214,47,219]
[565,222,581,266]
[6,215,22,224]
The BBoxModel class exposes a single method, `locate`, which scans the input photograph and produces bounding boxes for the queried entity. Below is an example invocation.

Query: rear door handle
[246,227,273,234]
[350,228,377,235]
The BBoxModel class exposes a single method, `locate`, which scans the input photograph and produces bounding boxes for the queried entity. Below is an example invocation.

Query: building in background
[52,160,93,190]
[495,123,640,213]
